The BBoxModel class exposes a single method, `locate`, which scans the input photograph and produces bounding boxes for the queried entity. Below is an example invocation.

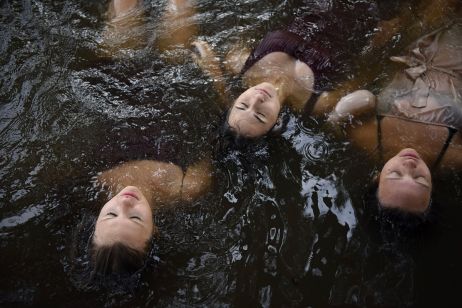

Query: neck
[273,79,291,103]
[253,75,291,103]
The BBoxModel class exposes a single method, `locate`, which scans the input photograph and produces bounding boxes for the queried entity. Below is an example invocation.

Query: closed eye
[388,171,402,177]
[256,112,266,118]
[414,176,430,187]
[254,114,266,123]
[107,212,117,217]
[235,102,248,110]
[131,216,142,221]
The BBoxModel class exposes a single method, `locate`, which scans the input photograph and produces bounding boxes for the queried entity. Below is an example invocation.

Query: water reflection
[1,0,462,307]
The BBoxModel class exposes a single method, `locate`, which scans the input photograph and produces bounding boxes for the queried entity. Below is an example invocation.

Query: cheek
[419,165,431,178]
[139,204,153,228]
[268,102,281,118]
[141,211,153,226]
[228,110,245,126]
[265,109,279,124]
[93,221,108,245]
[269,109,279,121]
[99,198,117,214]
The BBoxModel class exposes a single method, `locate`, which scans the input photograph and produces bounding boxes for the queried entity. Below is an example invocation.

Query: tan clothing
[377,21,462,131]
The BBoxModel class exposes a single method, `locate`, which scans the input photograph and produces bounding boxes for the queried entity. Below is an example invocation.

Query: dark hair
[363,183,435,242]
[217,111,255,149]
[375,170,433,218]
[91,242,148,276]
[221,107,289,142]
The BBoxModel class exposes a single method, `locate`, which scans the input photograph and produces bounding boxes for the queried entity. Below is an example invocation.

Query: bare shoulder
[182,159,212,202]
[290,60,315,110]
[97,160,184,206]
[224,42,251,75]
[346,118,379,156]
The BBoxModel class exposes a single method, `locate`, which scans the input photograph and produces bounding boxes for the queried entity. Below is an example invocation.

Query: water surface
[1,0,462,306]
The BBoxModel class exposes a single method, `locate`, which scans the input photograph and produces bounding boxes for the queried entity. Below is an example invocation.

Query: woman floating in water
[191,0,458,139]
[192,0,379,139]
[315,20,462,214]
[90,0,210,275]
[92,159,211,275]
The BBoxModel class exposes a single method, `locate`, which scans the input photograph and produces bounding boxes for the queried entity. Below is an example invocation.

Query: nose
[249,93,264,106]
[118,196,136,214]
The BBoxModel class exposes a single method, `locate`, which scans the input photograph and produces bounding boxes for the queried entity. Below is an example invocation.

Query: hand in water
[327,90,376,124]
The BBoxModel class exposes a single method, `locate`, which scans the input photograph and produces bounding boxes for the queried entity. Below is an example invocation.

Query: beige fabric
[377,21,462,130]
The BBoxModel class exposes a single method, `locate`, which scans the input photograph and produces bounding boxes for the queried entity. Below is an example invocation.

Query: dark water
[1,0,462,307]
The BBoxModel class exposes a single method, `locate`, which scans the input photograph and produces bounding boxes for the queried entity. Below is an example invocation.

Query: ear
[372,171,381,184]
[270,117,283,134]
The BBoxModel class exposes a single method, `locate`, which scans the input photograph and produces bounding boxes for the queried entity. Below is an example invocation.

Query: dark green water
[1,0,462,307]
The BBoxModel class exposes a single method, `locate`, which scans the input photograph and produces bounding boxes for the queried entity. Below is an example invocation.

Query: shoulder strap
[376,114,384,162]
[431,127,457,170]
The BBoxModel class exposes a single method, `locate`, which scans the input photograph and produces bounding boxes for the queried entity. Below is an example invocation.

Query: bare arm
[191,40,227,104]
[313,0,459,117]
[157,0,198,51]
[109,0,139,18]
[102,0,198,57]
[102,0,146,54]
[412,0,460,34]
[312,76,376,117]
[191,40,251,108]
[326,90,376,124]
[368,0,460,49]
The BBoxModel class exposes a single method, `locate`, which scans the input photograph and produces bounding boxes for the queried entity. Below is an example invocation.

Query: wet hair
[219,110,256,148]
[376,202,430,232]
[222,107,289,142]
[222,117,252,145]
[374,169,433,216]
[364,181,434,238]
[91,241,148,276]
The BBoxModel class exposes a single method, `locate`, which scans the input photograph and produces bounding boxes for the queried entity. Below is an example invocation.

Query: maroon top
[241,30,331,91]
[241,1,379,92]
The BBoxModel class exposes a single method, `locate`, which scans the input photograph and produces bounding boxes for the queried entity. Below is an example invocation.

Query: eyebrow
[385,177,431,189]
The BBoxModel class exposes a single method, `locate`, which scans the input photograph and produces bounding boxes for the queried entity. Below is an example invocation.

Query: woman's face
[378,148,432,213]
[227,82,281,138]
[94,186,154,251]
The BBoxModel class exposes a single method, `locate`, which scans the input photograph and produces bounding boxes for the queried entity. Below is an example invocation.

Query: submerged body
[330,21,462,170]
[194,0,458,139]
[91,0,212,275]
[375,21,462,169]
[322,20,462,213]
[198,0,380,137]
[93,158,212,274]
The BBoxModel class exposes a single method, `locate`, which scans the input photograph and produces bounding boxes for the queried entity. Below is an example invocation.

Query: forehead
[378,179,431,212]
[381,177,429,190]
[384,155,429,169]
[95,218,149,248]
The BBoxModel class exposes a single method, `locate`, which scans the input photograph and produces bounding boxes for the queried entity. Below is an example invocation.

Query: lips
[399,148,420,160]
[121,191,139,200]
